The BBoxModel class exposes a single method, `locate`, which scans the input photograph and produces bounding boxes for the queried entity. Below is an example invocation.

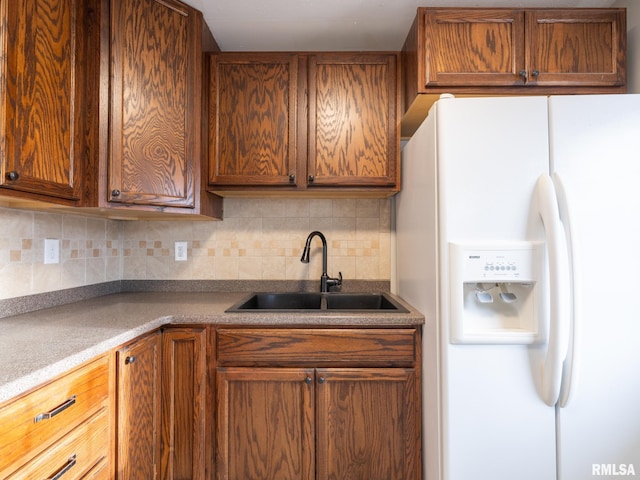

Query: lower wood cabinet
[0,354,110,479]
[161,326,209,480]
[115,330,162,479]
[215,327,422,480]
[115,327,209,480]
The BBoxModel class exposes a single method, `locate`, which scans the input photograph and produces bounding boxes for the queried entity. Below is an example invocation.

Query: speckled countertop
[0,291,423,404]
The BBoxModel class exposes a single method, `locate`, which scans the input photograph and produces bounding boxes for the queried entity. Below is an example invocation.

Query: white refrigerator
[394,94,640,480]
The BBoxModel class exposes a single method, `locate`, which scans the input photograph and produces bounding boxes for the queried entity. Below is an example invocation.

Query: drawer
[0,354,110,475]
[216,328,418,367]
[6,408,109,480]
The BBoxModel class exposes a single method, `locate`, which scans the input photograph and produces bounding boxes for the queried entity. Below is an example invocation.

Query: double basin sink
[226,292,408,313]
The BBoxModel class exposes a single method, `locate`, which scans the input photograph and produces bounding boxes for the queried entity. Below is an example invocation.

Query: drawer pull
[48,454,77,480]
[34,395,76,423]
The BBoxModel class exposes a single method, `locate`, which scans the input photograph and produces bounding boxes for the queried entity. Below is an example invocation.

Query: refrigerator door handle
[536,174,571,406]
[552,173,579,408]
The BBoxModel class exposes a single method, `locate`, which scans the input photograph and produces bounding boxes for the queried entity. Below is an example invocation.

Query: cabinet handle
[305,376,312,385]
[48,454,77,480]
[518,70,527,81]
[125,355,135,364]
[308,175,315,183]
[6,171,19,181]
[34,395,77,423]
[532,70,540,78]
[289,174,295,183]
[111,189,121,197]
[318,376,326,384]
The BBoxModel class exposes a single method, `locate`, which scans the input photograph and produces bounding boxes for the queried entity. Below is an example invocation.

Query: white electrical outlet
[175,241,188,261]
[44,238,60,264]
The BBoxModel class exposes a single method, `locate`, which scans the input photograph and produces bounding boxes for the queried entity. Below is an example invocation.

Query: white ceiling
[183,0,617,51]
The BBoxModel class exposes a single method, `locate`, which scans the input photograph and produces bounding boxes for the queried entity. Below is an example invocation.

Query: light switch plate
[175,241,188,261]
[44,238,60,264]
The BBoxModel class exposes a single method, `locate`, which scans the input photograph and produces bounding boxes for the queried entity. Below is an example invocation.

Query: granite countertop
[0,291,423,404]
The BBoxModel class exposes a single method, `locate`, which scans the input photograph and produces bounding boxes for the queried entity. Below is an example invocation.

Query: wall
[0,198,391,300]
[614,0,639,92]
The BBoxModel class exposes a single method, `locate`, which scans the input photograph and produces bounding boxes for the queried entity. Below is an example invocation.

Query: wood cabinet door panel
[307,54,398,187]
[116,331,161,479]
[216,367,315,480]
[0,0,83,201]
[423,9,525,86]
[315,368,421,480]
[209,54,298,186]
[525,10,626,86]
[161,327,207,480]
[109,0,197,208]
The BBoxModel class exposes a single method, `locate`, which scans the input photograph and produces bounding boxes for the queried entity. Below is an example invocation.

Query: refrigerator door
[549,94,640,479]
[398,95,557,480]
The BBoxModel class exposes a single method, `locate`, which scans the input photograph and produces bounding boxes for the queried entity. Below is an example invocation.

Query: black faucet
[300,231,342,293]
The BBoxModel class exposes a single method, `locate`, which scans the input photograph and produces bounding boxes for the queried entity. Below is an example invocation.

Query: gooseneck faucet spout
[301,231,342,292]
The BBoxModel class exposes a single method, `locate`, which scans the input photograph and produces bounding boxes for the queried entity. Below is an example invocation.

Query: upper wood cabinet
[402,8,626,136]
[99,0,222,218]
[208,52,400,197]
[0,0,91,206]
[208,53,299,187]
[307,54,399,189]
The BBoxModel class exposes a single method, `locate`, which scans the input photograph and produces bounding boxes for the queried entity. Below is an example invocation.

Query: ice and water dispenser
[449,242,543,344]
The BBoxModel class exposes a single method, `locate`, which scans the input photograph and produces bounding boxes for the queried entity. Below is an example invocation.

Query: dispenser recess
[449,242,544,344]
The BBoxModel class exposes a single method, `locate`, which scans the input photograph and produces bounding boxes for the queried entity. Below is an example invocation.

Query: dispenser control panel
[459,245,540,282]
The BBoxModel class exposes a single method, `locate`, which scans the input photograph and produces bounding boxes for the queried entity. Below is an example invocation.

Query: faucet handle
[327,272,342,290]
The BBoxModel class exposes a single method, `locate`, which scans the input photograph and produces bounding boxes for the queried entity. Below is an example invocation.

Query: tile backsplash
[0,198,391,300]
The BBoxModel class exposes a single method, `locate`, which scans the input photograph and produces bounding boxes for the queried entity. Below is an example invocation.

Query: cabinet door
[161,327,207,480]
[0,0,85,202]
[422,9,525,86]
[316,368,421,480]
[116,331,162,479]
[525,9,626,86]
[216,367,315,480]
[108,0,199,208]
[307,53,399,188]
[208,53,298,187]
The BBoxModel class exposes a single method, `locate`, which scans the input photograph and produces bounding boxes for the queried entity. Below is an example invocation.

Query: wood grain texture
[308,54,398,187]
[116,331,161,479]
[1,0,83,201]
[216,367,315,480]
[109,0,197,208]
[0,355,109,478]
[5,409,109,480]
[316,368,421,480]
[425,9,524,85]
[209,53,298,186]
[526,9,626,85]
[216,328,417,367]
[161,327,207,480]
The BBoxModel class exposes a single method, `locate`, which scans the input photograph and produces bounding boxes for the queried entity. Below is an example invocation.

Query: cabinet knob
[518,70,527,81]
[532,70,540,78]
[111,189,121,197]
[308,175,315,183]
[6,171,19,181]
[305,376,312,385]
[318,376,326,384]
[125,355,135,364]
[289,174,295,183]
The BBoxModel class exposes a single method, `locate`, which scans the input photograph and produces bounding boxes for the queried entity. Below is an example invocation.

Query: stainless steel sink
[226,292,408,312]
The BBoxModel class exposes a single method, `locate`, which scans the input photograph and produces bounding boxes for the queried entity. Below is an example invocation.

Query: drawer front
[0,355,110,475]
[217,328,417,366]
[6,408,109,480]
